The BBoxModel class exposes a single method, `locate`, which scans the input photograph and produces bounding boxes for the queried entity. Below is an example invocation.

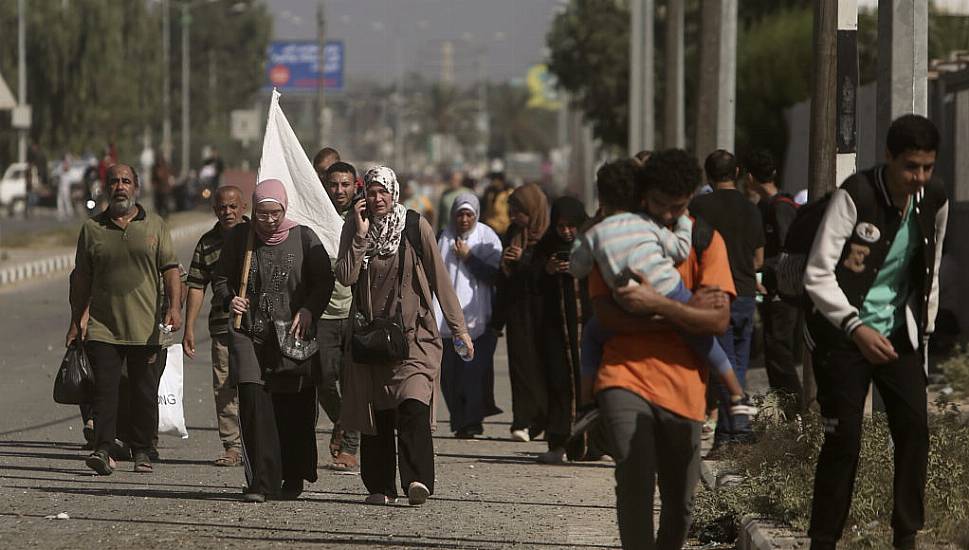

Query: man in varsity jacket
[803,114,948,550]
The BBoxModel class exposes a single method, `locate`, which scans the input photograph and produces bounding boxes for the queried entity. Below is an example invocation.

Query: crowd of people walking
[64,113,948,550]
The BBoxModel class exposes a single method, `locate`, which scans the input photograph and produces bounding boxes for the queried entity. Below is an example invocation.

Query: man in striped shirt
[184,186,247,467]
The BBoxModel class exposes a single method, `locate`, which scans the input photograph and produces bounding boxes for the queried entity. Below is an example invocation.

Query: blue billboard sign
[265,40,344,92]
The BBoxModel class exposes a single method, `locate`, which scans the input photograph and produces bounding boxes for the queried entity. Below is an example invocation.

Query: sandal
[326,452,358,471]
[213,448,243,467]
[133,451,153,473]
[328,427,344,458]
[85,450,115,475]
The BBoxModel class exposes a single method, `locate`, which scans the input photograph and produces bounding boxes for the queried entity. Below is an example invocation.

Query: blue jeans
[713,295,757,444]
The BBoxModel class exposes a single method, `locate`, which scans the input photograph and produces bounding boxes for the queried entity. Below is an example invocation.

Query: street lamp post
[17,0,27,163]
[162,0,172,162]
[317,0,327,150]
[181,2,191,177]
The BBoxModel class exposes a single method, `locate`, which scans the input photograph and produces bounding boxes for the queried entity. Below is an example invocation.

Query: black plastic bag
[53,340,95,405]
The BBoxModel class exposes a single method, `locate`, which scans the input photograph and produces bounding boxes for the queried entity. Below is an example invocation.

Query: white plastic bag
[157,344,189,438]
[257,88,344,258]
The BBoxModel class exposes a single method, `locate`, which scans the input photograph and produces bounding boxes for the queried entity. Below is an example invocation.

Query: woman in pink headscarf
[214,178,335,503]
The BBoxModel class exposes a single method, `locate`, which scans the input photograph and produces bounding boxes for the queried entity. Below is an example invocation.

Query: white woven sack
[158,344,189,438]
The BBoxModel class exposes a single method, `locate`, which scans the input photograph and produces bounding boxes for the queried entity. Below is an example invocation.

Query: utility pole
[694,0,737,158]
[441,41,455,86]
[162,0,172,162]
[317,0,327,150]
[180,2,191,177]
[476,49,489,165]
[393,27,404,170]
[663,0,685,149]
[875,0,928,152]
[17,0,27,163]
[627,0,655,155]
[805,0,858,413]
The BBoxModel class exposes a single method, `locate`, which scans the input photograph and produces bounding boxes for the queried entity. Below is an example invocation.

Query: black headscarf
[537,196,589,256]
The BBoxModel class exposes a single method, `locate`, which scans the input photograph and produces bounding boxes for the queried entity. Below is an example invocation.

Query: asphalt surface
[0,230,638,549]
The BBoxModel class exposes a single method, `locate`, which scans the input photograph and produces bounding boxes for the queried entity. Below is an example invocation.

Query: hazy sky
[265,0,564,85]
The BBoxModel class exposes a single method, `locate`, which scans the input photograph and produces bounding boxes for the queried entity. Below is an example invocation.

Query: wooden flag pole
[232,227,255,329]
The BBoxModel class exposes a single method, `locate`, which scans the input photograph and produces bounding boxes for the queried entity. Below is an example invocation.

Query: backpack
[403,209,424,262]
[691,216,714,263]
[774,193,830,299]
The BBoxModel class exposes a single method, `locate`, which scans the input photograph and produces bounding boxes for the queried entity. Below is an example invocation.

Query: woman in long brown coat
[336,166,471,506]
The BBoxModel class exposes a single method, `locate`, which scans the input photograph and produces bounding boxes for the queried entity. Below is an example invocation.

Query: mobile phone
[554,251,571,262]
[615,268,643,288]
[351,187,366,207]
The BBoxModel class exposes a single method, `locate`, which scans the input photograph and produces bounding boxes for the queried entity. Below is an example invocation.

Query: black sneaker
[242,491,266,503]
[85,450,114,475]
[108,439,131,461]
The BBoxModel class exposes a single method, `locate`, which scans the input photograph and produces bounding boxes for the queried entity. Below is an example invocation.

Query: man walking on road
[805,115,948,550]
[591,150,735,549]
[691,150,765,448]
[315,159,360,470]
[313,147,341,178]
[183,185,247,467]
[746,150,804,411]
[68,164,182,475]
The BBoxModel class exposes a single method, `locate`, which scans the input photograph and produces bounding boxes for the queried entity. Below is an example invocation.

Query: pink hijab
[252,179,298,246]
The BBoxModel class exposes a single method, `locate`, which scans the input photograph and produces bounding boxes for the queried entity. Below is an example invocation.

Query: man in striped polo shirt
[184,186,247,466]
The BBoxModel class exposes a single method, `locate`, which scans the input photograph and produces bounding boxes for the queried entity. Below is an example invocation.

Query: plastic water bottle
[453,337,473,362]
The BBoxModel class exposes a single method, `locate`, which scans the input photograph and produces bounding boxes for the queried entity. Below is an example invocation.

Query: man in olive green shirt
[68,164,182,476]
[316,158,360,470]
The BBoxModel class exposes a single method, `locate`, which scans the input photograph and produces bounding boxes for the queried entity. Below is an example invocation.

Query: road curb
[700,461,809,549]
[0,220,212,288]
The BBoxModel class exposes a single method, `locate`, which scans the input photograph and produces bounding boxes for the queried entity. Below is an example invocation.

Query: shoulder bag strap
[394,229,407,321]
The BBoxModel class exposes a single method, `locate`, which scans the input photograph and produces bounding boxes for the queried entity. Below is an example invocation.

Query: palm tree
[487,83,558,156]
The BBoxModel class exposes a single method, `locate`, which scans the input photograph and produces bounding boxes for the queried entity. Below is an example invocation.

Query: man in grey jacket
[803,115,948,550]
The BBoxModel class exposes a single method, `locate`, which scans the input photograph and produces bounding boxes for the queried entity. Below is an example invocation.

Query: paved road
[0,231,639,549]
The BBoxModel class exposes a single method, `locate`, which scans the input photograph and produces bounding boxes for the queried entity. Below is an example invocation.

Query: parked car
[0,162,35,215]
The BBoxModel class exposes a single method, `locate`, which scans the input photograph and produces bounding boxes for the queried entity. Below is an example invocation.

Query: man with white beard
[67,164,182,475]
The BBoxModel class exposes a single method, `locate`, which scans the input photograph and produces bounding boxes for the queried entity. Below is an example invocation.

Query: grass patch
[691,394,969,548]
[1,224,84,249]
[940,347,969,398]
[0,209,209,250]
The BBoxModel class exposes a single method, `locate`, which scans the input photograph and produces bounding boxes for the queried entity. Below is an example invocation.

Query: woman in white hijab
[435,192,504,438]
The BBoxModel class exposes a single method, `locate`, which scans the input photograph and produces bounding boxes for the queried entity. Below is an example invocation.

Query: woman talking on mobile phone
[335,166,471,506]
[534,196,594,464]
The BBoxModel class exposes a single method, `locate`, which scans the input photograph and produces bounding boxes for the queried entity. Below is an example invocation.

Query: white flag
[256,89,343,257]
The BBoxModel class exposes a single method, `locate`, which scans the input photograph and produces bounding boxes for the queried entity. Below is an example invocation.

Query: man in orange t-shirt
[591,150,735,549]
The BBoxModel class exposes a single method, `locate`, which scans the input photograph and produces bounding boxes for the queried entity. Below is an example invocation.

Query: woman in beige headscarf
[336,166,471,507]
[495,183,550,442]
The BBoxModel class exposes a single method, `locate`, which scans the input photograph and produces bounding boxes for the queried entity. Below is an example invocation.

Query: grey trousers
[597,388,701,550]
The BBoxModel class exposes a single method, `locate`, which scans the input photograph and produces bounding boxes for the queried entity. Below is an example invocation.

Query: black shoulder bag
[351,232,411,365]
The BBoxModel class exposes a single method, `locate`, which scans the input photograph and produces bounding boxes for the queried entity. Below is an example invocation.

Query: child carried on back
[571,158,755,417]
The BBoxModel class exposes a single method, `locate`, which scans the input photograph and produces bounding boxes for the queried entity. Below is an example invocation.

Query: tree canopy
[545,0,969,163]
[0,0,271,170]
